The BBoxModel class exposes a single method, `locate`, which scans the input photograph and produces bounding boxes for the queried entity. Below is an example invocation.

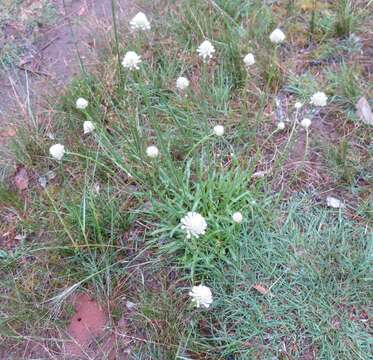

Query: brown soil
[65,293,108,358]
[0,0,132,166]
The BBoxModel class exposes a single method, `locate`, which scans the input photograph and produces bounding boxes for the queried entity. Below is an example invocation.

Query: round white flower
[76,98,88,110]
[294,102,303,110]
[197,40,215,62]
[122,51,141,70]
[146,145,159,158]
[269,28,286,44]
[129,12,150,31]
[213,125,224,137]
[176,76,190,90]
[300,118,312,129]
[180,212,207,239]
[326,196,345,209]
[83,121,95,134]
[310,92,328,107]
[189,285,213,308]
[277,121,285,130]
[232,211,243,224]
[243,53,255,67]
[49,144,65,161]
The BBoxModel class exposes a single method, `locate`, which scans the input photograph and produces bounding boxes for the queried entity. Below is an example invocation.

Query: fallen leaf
[0,127,17,137]
[46,132,55,140]
[297,0,328,11]
[14,167,29,190]
[252,283,269,295]
[38,176,47,188]
[252,170,270,178]
[14,234,27,241]
[326,196,345,209]
[356,97,373,126]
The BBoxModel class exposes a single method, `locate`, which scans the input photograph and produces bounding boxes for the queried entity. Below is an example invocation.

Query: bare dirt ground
[0,0,132,171]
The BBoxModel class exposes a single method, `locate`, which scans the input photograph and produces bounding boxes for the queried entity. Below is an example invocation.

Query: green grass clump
[144,168,267,275]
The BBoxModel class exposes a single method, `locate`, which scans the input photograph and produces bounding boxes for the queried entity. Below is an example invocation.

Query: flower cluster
[243,53,255,67]
[176,76,190,90]
[213,125,224,137]
[310,91,328,107]
[270,28,286,44]
[122,51,142,70]
[180,212,207,239]
[83,121,95,134]
[49,144,65,161]
[197,40,215,62]
[45,15,331,315]
[76,97,88,110]
[129,12,151,31]
[284,90,328,133]
[300,118,312,129]
[184,210,245,308]
[189,285,213,308]
[146,145,159,158]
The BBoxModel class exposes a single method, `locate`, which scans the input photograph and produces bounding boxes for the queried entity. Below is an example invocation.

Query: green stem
[111,0,122,84]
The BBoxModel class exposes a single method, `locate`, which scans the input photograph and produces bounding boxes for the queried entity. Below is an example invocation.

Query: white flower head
[300,118,312,129]
[189,285,213,308]
[129,12,150,31]
[294,102,303,110]
[243,53,255,67]
[213,125,224,137]
[197,40,215,62]
[83,121,95,134]
[232,211,243,224]
[270,28,286,44]
[310,92,328,107]
[49,144,65,161]
[176,76,190,90]
[326,196,345,209]
[122,51,141,70]
[76,98,88,110]
[180,212,207,239]
[277,121,285,130]
[146,145,159,158]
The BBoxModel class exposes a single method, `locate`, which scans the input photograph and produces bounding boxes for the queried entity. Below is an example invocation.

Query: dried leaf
[46,170,56,180]
[0,127,17,137]
[326,196,345,209]
[252,170,270,178]
[46,132,55,140]
[14,167,29,190]
[252,283,269,295]
[38,176,47,188]
[356,97,373,126]
[297,0,328,11]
